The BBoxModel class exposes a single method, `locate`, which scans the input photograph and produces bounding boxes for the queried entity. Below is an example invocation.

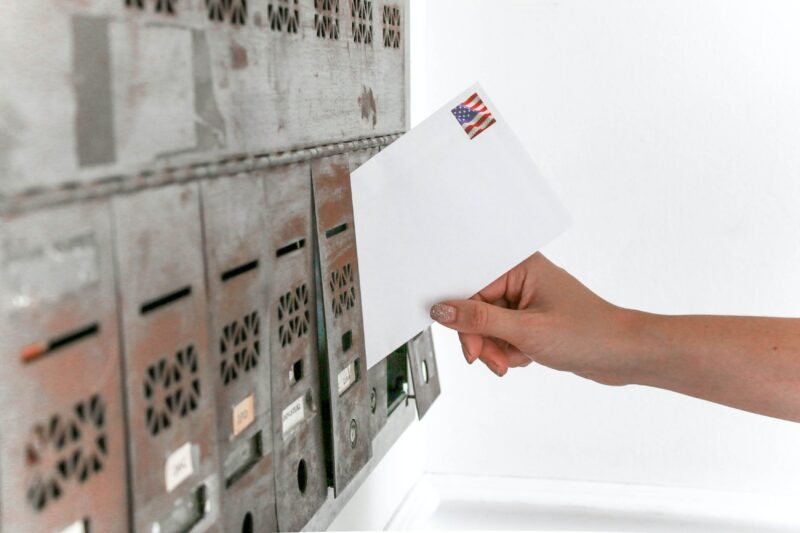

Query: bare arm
[430,253,800,423]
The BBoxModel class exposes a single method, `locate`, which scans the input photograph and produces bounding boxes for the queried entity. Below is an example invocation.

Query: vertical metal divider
[311,170,337,491]
[108,197,136,533]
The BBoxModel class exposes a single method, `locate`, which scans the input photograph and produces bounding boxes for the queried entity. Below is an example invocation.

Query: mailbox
[113,184,221,533]
[311,156,372,495]
[262,164,329,531]
[407,328,441,419]
[0,201,129,533]
[201,174,279,533]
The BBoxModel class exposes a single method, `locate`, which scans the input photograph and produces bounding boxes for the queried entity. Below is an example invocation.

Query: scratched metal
[0,201,128,532]
[311,155,372,495]
[200,173,278,533]
[112,184,221,533]
[0,1,407,197]
[262,163,328,532]
[407,327,441,419]
[367,360,389,440]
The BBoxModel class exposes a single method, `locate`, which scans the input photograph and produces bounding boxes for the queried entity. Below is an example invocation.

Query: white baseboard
[387,473,800,531]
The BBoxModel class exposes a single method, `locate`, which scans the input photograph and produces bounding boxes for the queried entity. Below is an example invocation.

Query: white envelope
[352,83,570,368]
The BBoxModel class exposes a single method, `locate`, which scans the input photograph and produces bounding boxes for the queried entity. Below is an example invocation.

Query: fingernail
[461,343,474,364]
[430,304,456,324]
[487,362,505,377]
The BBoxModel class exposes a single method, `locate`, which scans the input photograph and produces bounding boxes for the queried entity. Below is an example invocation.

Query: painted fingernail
[461,344,475,364]
[430,304,456,324]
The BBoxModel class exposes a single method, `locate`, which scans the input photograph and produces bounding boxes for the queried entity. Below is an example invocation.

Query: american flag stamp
[451,93,497,140]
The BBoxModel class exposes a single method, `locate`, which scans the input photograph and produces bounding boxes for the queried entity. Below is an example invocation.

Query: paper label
[232,394,255,436]
[337,360,359,395]
[165,442,194,492]
[57,521,86,533]
[282,395,305,437]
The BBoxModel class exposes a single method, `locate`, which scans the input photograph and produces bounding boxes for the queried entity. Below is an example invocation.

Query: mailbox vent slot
[278,284,310,347]
[315,0,340,39]
[206,0,248,25]
[351,0,373,44]
[382,5,401,48]
[144,346,201,436]
[268,0,300,33]
[329,263,356,318]
[324,223,348,239]
[221,260,259,282]
[21,322,100,364]
[125,0,177,14]
[276,238,306,258]
[220,312,261,386]
[25,394,108,512]
[342,330,353,352]
[290,359,304,385]
[140,286,192,315]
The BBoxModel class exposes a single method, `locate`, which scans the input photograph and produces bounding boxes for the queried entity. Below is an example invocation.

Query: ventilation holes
[144,346,201,437]
[206,0,248,25]
[220,312,261,386]
[278,283,310,347]
[124,0,177,14]
[268,0,300,33]
[382,5,401,48]
[329,263,356,318]
[25,395,108,512]
[315,0,340,39]
[350,0,373,44]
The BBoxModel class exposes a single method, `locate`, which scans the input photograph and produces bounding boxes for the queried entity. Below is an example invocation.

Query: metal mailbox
[262,164,328,531]
[0,201,129,533]
[112,184,221,533]
[407,328,441,419]
[201,174,279,533]
[311,156,372,495]
[367,360,389,439]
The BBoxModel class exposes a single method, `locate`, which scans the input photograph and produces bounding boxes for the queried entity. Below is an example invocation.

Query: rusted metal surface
[262,163,328,532]
[0,1,407,199]
[311,156,372,495]
[367,359,390,439]
[407,328,441,419]
[112,184,221,533]
[200,173,278,533]
[0,201,129,533]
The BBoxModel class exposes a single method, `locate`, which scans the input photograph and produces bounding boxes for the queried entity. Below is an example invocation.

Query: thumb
[430,300,525,345]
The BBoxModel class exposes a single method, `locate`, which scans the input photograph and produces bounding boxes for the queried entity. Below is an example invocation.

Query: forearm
[625,311,800,422]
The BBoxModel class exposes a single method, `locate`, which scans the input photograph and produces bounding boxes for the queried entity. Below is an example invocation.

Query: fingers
[431,299,526,347]
[458,332,483,364]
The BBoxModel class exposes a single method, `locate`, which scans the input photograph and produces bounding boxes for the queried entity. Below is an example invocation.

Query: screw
[370,388,377,413]
[349,419,357,448]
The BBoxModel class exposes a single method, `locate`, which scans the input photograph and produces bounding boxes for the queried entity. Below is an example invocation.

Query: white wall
[334,1,800,528]
[416,0,800,495]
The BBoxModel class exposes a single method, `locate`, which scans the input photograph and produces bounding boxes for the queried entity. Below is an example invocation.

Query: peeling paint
[73,15,116,167]
[230,40,248,70]
[358,86,377,128]
[192,30,226,150]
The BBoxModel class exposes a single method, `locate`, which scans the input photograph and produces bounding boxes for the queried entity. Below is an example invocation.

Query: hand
[430,252,642,384]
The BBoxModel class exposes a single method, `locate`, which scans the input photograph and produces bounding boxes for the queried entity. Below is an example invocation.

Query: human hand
[430,252,643,384]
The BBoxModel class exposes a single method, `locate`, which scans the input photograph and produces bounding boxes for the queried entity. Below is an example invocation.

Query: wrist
[611,307,671,387]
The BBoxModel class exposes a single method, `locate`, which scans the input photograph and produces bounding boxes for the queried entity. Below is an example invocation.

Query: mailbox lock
[369,388,377,413]
[349,419,358,448]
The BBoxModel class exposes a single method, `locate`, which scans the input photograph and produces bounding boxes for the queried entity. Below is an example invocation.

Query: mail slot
[112,184,221,533]
[0,201,129,533]
[407,327,441,419]
[311,155,372,495]
[262,163,328,531]
[201,173,278,533]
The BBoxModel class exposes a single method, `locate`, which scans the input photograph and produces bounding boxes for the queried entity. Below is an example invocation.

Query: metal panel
[407,328,441,419]
[112,184,221,533]
[262,164,328,532]
[200,174,278,533]
[0,1,408,198]
[0,201,128,533]
[311,155,372,495]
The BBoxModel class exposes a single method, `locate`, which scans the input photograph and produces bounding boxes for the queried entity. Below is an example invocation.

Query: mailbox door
[113,184,222,533]
[407,328,441,419]
[262,164,328,532]
[201,174,279,533]
[311,156,372,495]
[0,201,128,533]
